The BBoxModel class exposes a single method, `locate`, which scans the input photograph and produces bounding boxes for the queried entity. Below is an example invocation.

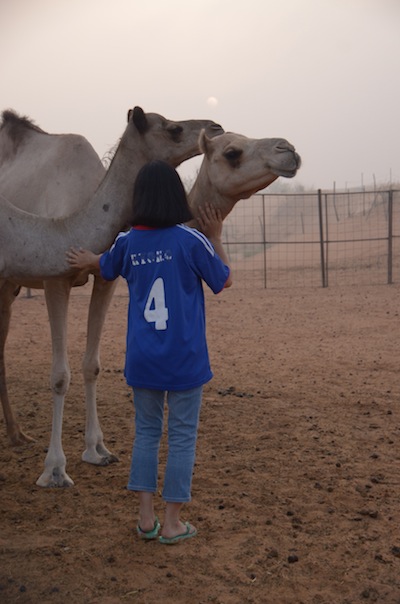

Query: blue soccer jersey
[99,224,230,390]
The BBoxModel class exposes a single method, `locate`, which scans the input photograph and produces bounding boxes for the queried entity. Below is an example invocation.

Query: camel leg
[81,276,119,465]
[0,280,34,445]
[36,279,74,487]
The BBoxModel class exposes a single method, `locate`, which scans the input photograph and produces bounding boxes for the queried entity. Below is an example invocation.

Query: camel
[0,118,300,488]
[0,110,106,217]
[0,129,301,278]
[0,106,224,486]
[188,130,301,224]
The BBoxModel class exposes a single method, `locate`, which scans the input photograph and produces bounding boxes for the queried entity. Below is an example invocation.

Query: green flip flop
[136,517,161,540]
[159,522,197,545]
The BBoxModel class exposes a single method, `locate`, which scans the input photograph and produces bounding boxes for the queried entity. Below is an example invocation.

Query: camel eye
[209,123,224,134]
[223,147,242,165]
[167,124,183,139]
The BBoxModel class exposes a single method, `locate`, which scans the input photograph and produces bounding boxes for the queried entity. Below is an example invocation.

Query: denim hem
[127,485,157,493]
[162,496,192,503]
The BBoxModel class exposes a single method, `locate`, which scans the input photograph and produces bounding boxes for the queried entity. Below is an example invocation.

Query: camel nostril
[275,141,294,153]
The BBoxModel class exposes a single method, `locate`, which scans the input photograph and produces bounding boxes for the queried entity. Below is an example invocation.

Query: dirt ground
[1,279,400,604]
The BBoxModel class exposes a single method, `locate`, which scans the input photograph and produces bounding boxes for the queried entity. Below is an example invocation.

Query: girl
[67,160,232,544]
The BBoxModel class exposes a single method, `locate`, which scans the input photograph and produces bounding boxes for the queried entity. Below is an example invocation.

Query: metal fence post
[388,189,393,284]
[262,195,267,289]
[318,189,327,287]
[324,193,329,287]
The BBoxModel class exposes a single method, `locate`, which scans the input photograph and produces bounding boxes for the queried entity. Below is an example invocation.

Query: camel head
[124,106,224,167]
[191,130,301,220]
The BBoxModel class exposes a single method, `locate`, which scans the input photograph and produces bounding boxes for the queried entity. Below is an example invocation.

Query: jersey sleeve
[99,231,130,281]
[184,227,230,294]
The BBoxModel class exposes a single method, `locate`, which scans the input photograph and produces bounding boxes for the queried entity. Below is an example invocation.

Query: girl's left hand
[197,203,223,240]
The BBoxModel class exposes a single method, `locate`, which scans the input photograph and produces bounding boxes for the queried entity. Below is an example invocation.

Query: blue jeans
[127,386,203,502]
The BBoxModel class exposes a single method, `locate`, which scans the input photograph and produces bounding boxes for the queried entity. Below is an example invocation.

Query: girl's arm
[197,204,233,288]
[66,247,102,273]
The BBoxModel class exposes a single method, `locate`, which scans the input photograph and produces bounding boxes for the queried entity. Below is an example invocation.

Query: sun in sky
[206,97,218,107]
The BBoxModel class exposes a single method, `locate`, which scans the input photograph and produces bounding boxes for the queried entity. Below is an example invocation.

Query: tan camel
[188,130,301,224]
[0,107,224,486]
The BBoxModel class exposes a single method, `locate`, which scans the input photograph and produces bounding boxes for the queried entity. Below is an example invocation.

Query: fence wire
[222,189,400,288]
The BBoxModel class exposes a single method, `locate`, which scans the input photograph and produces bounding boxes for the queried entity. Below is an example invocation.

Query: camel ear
[199,129,212,156]
[131,106,149,134]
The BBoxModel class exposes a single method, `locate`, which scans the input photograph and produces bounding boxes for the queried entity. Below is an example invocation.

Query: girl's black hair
[130,160,194,227]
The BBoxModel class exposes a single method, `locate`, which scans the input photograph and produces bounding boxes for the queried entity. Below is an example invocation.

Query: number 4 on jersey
[144,277,169,330]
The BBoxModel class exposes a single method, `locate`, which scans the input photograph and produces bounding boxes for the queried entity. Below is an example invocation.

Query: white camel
[0,131,300,277]
[0,110,106,217]
[0,118,300,488]
[0,106,224,486]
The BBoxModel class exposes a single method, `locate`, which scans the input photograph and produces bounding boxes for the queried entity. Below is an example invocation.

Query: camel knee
[50,369,71,395]
[82,356,101,383]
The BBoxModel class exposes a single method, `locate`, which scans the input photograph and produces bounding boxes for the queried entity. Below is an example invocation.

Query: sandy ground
[1,279,400,604]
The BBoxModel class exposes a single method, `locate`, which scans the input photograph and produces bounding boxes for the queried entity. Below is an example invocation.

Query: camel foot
[81,444,119,466]
[9,427,35,446]
[36,467,74,488]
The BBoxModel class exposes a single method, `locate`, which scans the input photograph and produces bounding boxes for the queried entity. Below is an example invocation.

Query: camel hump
[1,110,47,144]
[0,110,48,162]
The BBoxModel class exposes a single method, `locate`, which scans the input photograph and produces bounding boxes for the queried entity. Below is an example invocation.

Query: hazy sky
[1,0,399,190]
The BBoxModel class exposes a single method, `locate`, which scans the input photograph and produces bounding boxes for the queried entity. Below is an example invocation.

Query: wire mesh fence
[222,189,400,288]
